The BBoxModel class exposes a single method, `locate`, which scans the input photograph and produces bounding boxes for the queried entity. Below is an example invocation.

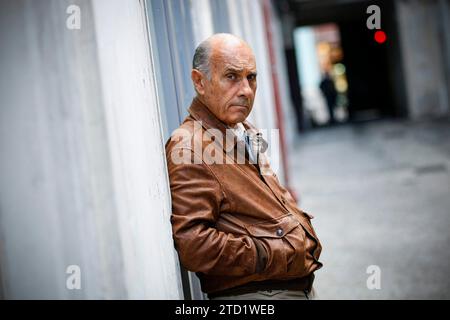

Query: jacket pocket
[245,213,307,278]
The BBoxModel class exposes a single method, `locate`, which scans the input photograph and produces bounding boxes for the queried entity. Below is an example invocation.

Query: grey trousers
[209,287,317,300]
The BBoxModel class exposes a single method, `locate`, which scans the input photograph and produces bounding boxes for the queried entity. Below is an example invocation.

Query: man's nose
[238,77,253,98]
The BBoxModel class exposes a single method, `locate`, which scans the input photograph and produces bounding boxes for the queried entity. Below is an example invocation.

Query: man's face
[193,41,257,126]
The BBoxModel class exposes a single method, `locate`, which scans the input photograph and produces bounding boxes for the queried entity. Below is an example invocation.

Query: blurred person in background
[319,70,338,125]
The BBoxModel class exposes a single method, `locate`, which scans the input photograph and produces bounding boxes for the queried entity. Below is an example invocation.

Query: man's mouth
[230,104,248,110]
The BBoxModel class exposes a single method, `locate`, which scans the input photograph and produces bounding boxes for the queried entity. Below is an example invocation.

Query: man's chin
[229,105,249,112]
[226,113,248,125]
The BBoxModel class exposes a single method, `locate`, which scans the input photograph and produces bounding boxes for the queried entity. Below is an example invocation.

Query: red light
[374,30,387,44]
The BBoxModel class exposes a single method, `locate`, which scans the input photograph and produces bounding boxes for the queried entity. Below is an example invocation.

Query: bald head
[191,33,257,126]
[192,33,253,79]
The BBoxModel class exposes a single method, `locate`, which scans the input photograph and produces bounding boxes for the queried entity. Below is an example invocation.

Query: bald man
[165,34,322,300]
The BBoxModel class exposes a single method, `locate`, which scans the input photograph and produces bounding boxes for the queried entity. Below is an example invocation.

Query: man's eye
[227,74,237,80]
[247,74,257,81]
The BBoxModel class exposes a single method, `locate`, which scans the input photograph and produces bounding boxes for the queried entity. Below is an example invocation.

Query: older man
[165,33,322,300]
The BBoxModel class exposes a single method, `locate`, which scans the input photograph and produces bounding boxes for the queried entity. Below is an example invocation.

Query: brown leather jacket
[165,98,322,295]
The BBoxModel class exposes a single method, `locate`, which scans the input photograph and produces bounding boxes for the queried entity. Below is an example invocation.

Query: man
[165,33,322,300]
[319,71,338,125]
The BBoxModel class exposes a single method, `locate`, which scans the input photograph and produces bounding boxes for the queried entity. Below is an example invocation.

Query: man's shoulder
[165,116,204,154]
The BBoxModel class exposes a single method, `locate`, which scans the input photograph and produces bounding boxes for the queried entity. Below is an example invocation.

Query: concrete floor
[289,117,450,299]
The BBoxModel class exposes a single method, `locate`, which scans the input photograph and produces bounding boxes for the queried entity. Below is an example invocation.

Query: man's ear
[191,69,205,95]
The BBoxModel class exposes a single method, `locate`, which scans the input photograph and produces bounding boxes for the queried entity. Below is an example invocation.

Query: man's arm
[167,147,267,277]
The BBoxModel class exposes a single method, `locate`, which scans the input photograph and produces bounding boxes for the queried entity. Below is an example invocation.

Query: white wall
[191,0,215,47]
[263,0,297,178]
[294,27,329,125]
[226,0,284,178]
[0,0,182,299]
[396,0,450,119]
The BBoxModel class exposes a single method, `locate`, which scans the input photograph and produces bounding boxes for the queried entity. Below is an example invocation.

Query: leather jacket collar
[188,97,268,153]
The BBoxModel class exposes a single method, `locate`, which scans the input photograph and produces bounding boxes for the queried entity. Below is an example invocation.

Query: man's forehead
[222,62,257,73]
[211,47,256,71]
